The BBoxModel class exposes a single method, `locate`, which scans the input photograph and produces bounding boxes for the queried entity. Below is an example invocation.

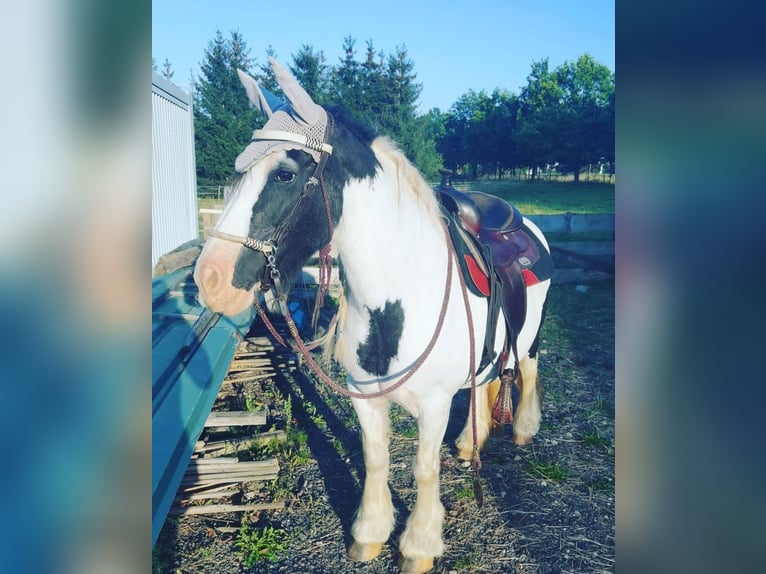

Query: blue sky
[152,0,614,113]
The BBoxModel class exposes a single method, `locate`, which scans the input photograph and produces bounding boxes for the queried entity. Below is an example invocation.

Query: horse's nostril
[201,266,221,294]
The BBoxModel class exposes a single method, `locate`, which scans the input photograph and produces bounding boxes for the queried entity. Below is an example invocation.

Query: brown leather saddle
[435,170,549,379]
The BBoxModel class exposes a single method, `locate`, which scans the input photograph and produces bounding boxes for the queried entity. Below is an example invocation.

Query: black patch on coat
[232,108,379,295]
[356,300,405,376]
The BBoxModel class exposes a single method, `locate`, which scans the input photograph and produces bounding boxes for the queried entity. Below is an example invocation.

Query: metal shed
[152,72,198,270]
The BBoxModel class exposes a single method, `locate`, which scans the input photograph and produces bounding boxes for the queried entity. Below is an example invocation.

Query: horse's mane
[327,105,378,145]
[370,136,442,224]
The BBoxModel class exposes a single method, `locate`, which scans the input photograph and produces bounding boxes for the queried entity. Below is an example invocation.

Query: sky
[152,0,614,114]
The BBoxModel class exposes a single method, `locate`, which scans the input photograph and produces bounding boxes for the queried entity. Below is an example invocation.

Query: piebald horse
[194,57,551,574]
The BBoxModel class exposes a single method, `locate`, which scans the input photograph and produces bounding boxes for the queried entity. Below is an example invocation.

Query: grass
[235,523,288,567]
[198,197,222,209]
[455,482,475,500]
[539,281,615,361]
[453,552,481,571]
[526,456,570,482]
[451,179,614,214]
[581,429,610,450]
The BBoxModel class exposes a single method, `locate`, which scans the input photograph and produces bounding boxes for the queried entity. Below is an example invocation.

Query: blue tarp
[151,267,254,546]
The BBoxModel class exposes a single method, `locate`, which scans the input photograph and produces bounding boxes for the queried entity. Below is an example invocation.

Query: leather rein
[205,120,485,491]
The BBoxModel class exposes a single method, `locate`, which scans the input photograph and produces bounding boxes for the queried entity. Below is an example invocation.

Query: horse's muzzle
[194,240,254,317]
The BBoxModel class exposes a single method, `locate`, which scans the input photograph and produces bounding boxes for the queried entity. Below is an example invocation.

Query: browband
[251,129,333,155]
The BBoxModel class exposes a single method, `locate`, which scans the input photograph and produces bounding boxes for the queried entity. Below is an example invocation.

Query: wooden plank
[243,336,276,348]
[169,502,284,516]
[552,268,612,283]
[183,466,279,477]
[222,372,280,384]
[550,241,614,256]
[228,358,284,369]
[179,481,242,494]
[175,488,239,502]
[187,459,279,473]
[526,213,614,234]
[195,431,287,456]
[204,410,267,427]
[180,471,279,485]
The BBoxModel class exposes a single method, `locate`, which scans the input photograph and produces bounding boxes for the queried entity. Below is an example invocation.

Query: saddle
[435,170,552,422]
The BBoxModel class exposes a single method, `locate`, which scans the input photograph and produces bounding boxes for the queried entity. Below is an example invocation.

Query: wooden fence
[527,213,614,283]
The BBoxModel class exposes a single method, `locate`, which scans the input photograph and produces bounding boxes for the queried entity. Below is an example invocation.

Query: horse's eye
[274,170,295,183]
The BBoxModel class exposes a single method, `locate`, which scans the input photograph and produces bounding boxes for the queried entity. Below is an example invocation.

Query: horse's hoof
[513,433,533,445]
[348,541,383,562]
[398,556,434,574]
[456,447,473,462]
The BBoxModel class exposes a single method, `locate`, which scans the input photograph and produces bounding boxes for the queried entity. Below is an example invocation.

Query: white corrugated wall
[152,73,198,271]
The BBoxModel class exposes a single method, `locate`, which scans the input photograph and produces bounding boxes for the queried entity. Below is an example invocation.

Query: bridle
[207,113,336,322]
[204,116,486,496]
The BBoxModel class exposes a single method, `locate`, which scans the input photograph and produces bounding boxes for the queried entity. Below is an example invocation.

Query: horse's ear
[237,68,274,118]
[269,57,324,125]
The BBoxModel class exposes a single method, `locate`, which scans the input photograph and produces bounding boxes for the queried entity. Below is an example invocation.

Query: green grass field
[450,179,614,214]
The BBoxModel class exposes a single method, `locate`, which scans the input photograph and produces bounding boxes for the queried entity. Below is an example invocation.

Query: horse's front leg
[348,396,394,562]
[398,397,451,574]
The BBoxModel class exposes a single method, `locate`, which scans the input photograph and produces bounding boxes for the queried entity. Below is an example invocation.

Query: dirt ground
[154,279,614,574]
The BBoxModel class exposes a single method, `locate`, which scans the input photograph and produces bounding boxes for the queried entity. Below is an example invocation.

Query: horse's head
[194,58,376,317]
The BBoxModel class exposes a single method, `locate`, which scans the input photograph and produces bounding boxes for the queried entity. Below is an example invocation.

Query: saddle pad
[445,210,552,296]
[515,225,553,286]
[444,211,491,298]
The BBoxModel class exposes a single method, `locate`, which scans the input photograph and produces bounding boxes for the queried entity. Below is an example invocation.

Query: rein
[252,219,484,491]
[260,222,455,400]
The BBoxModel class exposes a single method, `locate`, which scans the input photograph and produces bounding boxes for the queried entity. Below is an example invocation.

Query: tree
[193,30,261,185]
[326,39,439,177]
[255,45,280,94]
[478,89,519,179]
[409,110,444,179]
[290,45,330,104]
[516,58,563,180]
[357,41,387,122]
[441,91,482,176]
[161,58,174,80]
[515,55,614,182]
[330,36,363,115]
[553,54,615,182]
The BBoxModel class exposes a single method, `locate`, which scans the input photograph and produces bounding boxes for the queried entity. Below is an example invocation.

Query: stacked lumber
[170,335,292,516]
[221,337,298,383]
[170,458,282,516]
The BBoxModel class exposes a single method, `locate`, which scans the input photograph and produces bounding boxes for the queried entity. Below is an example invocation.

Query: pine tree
[290,45,330,104]
[331,37,362,115]
[161,58,174,80]
[193,31,261,185]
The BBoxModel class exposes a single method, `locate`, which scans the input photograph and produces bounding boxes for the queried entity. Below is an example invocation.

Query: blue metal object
[152,267,254,546]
